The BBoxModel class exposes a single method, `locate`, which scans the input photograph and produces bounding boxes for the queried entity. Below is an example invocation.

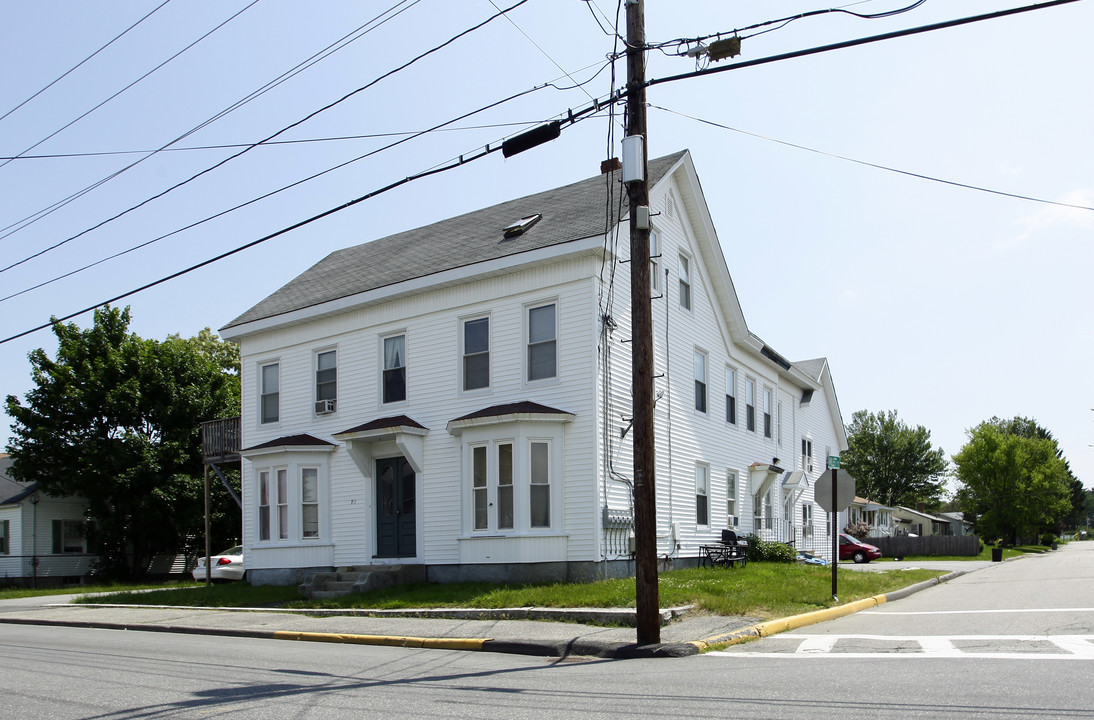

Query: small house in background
[893,505,955,536]
[0,454,95,587]
[841,496,896,538]
[220,150,848,586]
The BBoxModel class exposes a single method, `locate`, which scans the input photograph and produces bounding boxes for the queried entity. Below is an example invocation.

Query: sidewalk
[0,566,973,659]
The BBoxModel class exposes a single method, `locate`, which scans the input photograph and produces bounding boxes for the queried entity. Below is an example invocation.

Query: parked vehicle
[192,546,245,581]
[839,533,882,563]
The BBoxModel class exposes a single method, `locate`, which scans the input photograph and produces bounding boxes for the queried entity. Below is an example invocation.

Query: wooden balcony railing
[201,416,241,465]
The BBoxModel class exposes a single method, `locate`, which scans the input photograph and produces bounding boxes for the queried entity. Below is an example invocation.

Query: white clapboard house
[220,150,847,585]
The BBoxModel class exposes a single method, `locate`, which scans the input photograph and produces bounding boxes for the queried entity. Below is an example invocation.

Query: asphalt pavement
[0,557,1000,659]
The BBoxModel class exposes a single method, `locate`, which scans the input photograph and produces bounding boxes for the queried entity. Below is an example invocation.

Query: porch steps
[298,564,427,600]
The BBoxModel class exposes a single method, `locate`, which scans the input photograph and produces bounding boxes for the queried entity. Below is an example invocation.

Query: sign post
[815,458,854,600]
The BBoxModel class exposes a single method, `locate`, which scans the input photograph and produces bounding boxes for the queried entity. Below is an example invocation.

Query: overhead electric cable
[0,0,530,275]
[0,84,552,305]
[0,0,423,241]
[0,0,173,125]
[652,105,1094,212]
[0,0,262,172]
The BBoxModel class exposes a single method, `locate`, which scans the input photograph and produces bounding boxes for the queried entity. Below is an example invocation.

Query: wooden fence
[871,534,981,558]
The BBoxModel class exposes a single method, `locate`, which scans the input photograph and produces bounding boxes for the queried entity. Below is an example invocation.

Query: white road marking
[706,635,1094,660]
[860,608,1094,615]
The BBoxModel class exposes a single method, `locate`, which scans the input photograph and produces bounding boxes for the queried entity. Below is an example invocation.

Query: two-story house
[220,150,848,585]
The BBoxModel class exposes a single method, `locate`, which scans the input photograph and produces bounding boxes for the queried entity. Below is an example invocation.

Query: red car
[839,533,882,563]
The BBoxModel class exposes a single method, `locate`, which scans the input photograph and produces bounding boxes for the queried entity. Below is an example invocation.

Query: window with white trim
[650,230,661,292]
[694,350,707,413]
[725,367,737,425]
[0,519,8,554]
[777,400,783,446]
[258,470,271,541]
[530,441,551,528]
[763,387,773,439]
[315,350,336,411]
[383,334,406,403]
[745,378,756,432]
[803,503,814,537]
[462,317,490,391]
[802,437,813,474]
[301,467,319,539]
[726,471,738,522]
[468,438,552,532]
[678,254,691,310]
[695,464,710,526]
[52,520,84,554]
[260,362,279,424]
[275,467,288,540]
[527,303,557,382]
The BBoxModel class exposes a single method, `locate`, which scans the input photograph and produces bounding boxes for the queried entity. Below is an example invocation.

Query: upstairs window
[463,317,490,391]
[802,438,813,474]
[678,255,691,310]
[315,351,336,413]
[527,304,557,382]
[694,350,707,413]
[745,378,756,432]
[260,362,279,424]
[725,367,737,425]
[650,230,661,292]
[763,387,773,439]
[383,335,407,403]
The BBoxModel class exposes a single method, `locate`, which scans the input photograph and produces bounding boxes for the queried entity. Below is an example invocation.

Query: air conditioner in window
[315,399,336,415]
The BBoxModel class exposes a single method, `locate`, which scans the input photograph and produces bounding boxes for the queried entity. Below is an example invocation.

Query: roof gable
[225,151,686,330]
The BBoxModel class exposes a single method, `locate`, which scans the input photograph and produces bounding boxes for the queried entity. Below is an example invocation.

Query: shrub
[1040,532,1057,547]
[744,534,797,563]
[844,521,872,539]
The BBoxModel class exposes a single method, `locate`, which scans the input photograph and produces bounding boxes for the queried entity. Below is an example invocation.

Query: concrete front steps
[298,565,427,600]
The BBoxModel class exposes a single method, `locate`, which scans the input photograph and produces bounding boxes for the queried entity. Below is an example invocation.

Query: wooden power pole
[625,0,659,646]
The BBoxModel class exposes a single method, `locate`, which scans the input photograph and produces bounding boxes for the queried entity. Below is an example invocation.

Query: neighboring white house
[893,505,955,536]
[0,454,94,587]
[841,496,895,538]
[220,150,848,585]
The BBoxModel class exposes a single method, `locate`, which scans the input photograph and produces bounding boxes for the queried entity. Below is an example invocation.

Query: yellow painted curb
[692,593,888,651]
[272,630,489,651]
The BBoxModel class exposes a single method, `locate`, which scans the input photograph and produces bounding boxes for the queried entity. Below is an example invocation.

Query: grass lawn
[0,582,191,601]
[69,564,945,621]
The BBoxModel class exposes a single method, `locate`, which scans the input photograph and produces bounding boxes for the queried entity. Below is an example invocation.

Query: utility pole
[625,0,659,646]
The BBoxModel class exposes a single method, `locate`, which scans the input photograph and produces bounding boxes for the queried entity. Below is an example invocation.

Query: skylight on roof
[503,213,542,238]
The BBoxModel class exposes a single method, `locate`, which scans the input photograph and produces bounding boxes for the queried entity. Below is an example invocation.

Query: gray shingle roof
[224,151,687,329]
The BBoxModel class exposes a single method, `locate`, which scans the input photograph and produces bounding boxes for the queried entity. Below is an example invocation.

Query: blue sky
[1,1,1090,490]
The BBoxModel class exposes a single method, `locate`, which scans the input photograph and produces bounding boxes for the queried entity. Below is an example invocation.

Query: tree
[953,417,1072,545]
[841,409,948,508]
[5,306,240,579]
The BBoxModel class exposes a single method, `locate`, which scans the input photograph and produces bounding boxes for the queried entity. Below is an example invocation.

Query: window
[527,304,557,381]
[802,504,813,537]
[777,400,783,446]
[0,519,8,554]
[763,387,773,439]
[301,468,319,539]
[315,351,336,411]
[725,367,737,425]
[498,443,514,530]
[693,350,707,413]
[383,334,406,403]
[678,255,691,310]
[463,317,490,391]
[260,362,279,424]
[530,441,550,528]
[695,464,710,526]
[726,471,738,521]
[276,468,289,540]
[51,520,84,554]
[472,445,488,531]
[764,490,774,530]
[745,378,756,432]
[258,470,271,541]
[802,438,813,473]
[650,230,661,292]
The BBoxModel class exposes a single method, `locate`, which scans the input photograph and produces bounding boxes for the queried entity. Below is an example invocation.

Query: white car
[192,546,245,582]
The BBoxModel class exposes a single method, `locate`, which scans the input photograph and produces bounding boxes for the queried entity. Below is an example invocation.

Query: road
[2,543,1092,719]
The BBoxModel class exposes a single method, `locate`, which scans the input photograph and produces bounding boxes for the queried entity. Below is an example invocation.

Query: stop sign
[814,468,855,513]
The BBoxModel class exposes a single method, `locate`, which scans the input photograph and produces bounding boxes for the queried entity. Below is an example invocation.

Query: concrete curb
[690,568,967,651]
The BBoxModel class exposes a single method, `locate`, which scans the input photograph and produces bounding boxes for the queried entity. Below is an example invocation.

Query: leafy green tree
[5,306,240,579]
[841,409,948,508]
[953,417,1073,545]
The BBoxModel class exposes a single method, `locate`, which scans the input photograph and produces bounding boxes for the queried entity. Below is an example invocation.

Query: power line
[0,0,173,125]
[651,105,1094,212]
[0,0,423,242]
[0,0,530,275]
[0,0,262,172]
